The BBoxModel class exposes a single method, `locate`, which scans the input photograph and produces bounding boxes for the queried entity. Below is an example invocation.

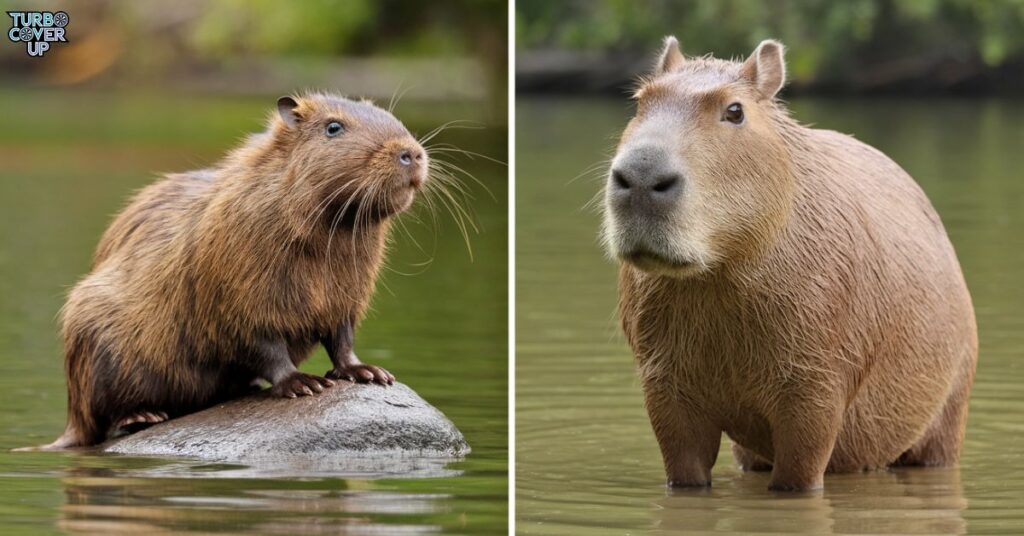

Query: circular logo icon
[18,27,31,42]
[54,12,69,28]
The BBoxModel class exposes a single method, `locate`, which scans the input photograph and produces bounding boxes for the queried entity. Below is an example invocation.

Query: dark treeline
[517,0,1024,95]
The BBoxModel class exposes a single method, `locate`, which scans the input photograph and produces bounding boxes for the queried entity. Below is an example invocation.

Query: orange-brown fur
[50,92,427,448]
[606,39,977,490]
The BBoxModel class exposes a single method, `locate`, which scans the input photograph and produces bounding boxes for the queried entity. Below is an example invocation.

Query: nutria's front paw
[272,372,334,398]
[326,364,395,385]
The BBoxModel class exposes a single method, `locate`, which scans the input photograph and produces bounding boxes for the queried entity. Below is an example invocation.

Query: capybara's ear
[276,96,302,128]
[654,36,685,75]
[740,40,786,100]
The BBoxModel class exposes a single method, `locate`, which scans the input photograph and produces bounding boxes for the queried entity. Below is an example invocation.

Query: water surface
[516,96,1024,535]
[0,89,507,534]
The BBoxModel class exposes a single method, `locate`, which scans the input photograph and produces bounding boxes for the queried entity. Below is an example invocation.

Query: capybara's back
[604,38,976,491]
[776,126,976,471]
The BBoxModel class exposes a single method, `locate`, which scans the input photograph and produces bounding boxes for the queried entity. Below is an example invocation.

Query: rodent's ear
[740,39,786,100]
[277,96,302,128]
[653,36,684,76]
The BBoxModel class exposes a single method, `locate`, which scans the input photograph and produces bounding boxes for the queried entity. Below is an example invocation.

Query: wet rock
[102,381,469,475]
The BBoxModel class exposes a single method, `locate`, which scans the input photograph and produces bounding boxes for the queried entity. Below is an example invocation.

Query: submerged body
[51,93,427,447]
[605,39,976,490]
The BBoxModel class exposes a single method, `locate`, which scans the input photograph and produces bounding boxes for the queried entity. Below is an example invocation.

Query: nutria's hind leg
[732,443,773,472]
[893,375,972,467]
[113,411,169,436]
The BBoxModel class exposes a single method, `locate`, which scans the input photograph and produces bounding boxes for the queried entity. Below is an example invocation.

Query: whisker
[417,120,483,145]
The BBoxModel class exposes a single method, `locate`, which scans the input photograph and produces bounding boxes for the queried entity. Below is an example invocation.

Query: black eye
[723,102,744,124]
[325,121,344,137]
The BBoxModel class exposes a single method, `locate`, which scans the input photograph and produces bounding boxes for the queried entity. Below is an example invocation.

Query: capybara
[42,92,431,448]
[603,38,977,491]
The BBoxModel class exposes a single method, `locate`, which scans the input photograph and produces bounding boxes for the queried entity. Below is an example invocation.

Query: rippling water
[0,90,507,534]
[516,97,1024,535]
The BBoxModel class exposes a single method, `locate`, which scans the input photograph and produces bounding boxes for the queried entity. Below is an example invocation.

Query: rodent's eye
[325,122,344,137]
[723,102,744,125]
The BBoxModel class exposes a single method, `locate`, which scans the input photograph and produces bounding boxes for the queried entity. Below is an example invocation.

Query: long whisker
[417,120,483,146]
[569,158,613,185]
[426,153,495,200]
[424,144,507,166]
[388,83,415,114]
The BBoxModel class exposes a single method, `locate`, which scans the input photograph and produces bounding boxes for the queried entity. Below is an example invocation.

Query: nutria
[41,92,430,448]
[604,38,977,491]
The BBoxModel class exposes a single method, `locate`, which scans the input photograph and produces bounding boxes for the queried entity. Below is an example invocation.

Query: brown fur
[605,40,977,491]
[47,92,427,448]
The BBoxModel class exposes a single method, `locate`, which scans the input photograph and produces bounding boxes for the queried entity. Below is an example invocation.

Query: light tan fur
[605,39,977,491]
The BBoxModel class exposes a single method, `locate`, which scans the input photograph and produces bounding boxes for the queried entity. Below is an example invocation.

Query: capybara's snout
[609,144,684,213]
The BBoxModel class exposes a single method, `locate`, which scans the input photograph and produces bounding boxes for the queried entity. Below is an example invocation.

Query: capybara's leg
[769,404,842,491]
[256,339,334,398]
[644,388,721,488]
[894,373,972,467]
[322,322,395,385]
[732,443,773,472]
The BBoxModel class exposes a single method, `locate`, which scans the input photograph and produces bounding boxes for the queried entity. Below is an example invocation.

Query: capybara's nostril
[612,168,631,189]
[398,150,414,166]
[652,175,679,193]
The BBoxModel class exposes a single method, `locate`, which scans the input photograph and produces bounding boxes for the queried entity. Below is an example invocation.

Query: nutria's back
[94,171,215,268]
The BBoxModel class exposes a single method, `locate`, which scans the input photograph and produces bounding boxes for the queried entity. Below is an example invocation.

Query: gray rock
[102,381,469,478]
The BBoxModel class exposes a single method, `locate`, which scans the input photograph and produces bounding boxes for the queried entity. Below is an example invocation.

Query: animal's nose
[398,148,424,167]
[612,168,680,193]
[397,145,427,187]
[609,145,683,205]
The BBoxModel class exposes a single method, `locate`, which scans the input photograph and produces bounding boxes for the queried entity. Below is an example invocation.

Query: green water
[0,89,507,534]
[516,97,1024,535]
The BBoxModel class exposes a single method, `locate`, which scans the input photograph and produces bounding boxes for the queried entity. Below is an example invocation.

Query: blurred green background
[0,1,507,534]
[517,0,1024,94]
[3,0,507,114]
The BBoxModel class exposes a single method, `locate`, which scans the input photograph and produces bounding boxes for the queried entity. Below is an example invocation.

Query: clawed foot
[326,364,394,385]
[272,371,335,398]
[116,411,168,431]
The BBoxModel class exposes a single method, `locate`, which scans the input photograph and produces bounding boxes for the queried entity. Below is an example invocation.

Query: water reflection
[97,454,464,480]
[654,466,965,534]
[58,463,448,534]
